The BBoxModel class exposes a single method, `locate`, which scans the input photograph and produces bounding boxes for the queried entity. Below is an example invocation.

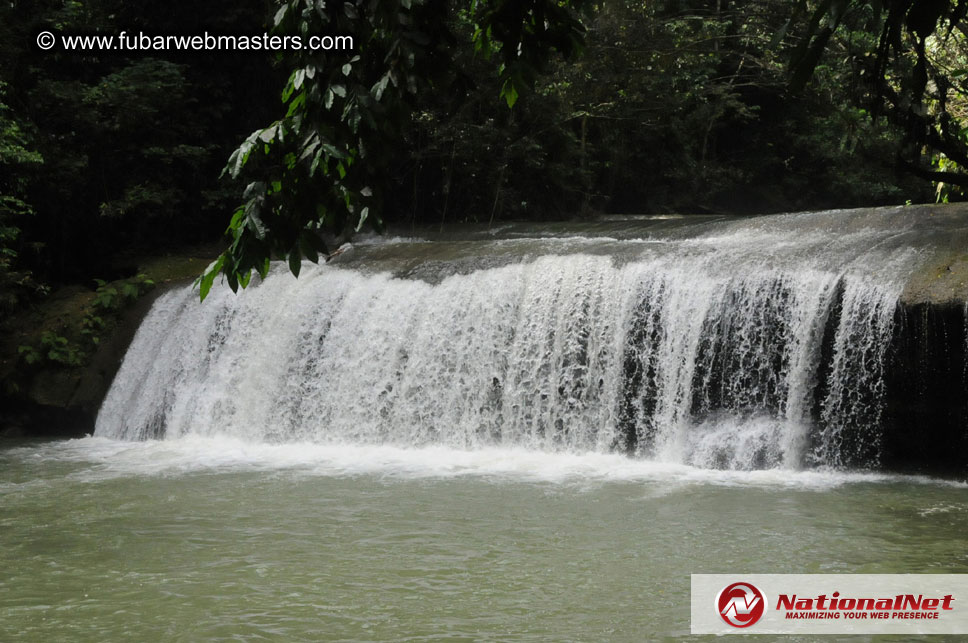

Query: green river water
[7,210,968,640]
[2,437,966,641]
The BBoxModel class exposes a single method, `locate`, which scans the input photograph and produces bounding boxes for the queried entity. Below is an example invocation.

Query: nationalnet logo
[776,589,954,620]
[717,582,766,627]
[692,574,968,634]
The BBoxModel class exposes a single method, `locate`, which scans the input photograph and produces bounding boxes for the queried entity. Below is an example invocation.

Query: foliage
[0,0,278,397]
[0,81,45,320]
[354,0,925,222]
[1,0,967,311]
[18,332,84,368]
[1,0,280,288]
[201,0,592,298]
[784,0,968,188]
[79,274,155,347]
[14,274,154,373]
[203,0,966,300]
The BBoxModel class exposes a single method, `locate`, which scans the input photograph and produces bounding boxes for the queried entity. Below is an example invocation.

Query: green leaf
[372,74,390,101]
[310,150,324,176]
[227,206,245,233]
[226,270,239,293]
[322,143,346,159]
[501,79,519,108]
[299,136,320,162]
[273,4,288,26]
[225,131,260,178]
[282,78,295,103]
[288,251,302,277]
[243,181,266,200]
[356,206,370,231]
[300,234,320,263]
[196,256,225,301]
[258,125,277,144]
[286,91,306,117]
[245,202,267,240]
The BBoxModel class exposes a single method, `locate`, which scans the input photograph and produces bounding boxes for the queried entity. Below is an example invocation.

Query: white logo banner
[692,574,968,634]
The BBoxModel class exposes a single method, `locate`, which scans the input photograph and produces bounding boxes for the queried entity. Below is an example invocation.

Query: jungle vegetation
[3,0,968,387]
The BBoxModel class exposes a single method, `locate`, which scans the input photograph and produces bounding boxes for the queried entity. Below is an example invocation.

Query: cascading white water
[95,208,929,470]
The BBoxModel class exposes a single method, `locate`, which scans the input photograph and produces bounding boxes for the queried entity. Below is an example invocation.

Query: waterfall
[95,208,929,470]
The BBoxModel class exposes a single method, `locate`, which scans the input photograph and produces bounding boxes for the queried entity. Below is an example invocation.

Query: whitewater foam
[95,210,928,470]
[4,437,964,490]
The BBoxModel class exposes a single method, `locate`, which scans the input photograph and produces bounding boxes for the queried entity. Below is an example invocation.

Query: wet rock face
[0,405,95,439]
[882,302,968,477]
[1,282,186,440]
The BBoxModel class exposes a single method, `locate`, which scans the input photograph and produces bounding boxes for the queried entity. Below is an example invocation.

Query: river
[2,438,967,641]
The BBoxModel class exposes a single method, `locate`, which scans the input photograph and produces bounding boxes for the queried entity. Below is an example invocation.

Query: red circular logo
[717,582,766,628]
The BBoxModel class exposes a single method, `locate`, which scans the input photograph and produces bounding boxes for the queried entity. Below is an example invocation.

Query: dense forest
[3,0,968,401]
